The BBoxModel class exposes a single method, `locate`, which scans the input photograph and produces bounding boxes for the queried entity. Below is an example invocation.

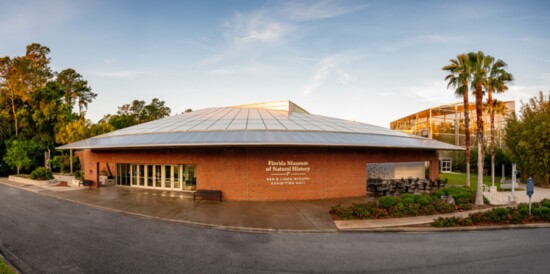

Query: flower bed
[331,187,487,220]
[432,199,550,227]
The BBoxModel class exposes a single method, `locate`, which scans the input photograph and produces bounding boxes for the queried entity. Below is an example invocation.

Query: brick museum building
[59,101,461,201]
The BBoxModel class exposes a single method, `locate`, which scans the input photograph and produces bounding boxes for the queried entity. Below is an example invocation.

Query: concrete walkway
[484,183,550,205]
[0,178,374,232]
[2,177,549,232]
[334,207,496,231]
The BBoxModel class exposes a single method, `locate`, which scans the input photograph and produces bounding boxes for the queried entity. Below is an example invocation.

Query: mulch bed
[53,181,69,187]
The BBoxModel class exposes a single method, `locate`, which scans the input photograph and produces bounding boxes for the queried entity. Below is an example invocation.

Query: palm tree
[491,99,508,147]
[485,61,514,186]
[468,51,493,205]
[443,54,472,187]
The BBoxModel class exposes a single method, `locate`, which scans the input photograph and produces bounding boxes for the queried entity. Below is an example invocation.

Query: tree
[443,54,472,187]
[56,68,96,119]
[55,118,91,145]
[3,139,39,174]
[142,98,171,122]
[0,43,52,137]
[468,51,492,205]
[29,81,68,148]
[106,98,171,129]
[485,59,514,186]
[505,91,550,187]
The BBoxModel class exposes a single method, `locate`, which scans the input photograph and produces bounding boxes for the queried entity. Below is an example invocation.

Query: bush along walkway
[331,187,488,220]
[433,199,550,227]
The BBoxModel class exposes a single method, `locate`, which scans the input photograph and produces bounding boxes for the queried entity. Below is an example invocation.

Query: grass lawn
[0,258,16,274]
[439,172,504,191]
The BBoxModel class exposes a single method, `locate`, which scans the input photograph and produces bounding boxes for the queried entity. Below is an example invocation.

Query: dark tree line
[0,43,172,175]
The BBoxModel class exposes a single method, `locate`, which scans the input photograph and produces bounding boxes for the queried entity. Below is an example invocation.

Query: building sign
[266,160,311,186]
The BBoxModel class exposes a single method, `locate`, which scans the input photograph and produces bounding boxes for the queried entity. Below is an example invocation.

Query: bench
[80,180,93,189]
[501,183,512,190]
[193,190,222,202]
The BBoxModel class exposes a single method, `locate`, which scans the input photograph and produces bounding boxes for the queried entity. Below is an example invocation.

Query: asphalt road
[1,183,549,274]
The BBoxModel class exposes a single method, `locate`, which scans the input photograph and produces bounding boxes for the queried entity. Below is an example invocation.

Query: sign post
[526,177,534,216]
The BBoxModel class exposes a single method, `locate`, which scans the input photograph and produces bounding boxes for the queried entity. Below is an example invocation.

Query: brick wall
[78,146,439,201]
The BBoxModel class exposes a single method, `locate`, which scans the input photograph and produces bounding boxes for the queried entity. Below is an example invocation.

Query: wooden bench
[193,190,222,202]
[80,180,93,189]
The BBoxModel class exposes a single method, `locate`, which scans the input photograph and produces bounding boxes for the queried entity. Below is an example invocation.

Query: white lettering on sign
[266,160,311,185]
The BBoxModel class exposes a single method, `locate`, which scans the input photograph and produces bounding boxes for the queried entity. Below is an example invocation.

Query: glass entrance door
[184,164,196,190]
[124,164,196,191]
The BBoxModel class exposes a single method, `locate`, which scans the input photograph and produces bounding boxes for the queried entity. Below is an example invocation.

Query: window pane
[155,165,162,187]
[164,165,171,188]
[184,164,196,190]
[173,165,181,189]
[131,165,137,185]
[147,165,153,187]
[139,165,145,186]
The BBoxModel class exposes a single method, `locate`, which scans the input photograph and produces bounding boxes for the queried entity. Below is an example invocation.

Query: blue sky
[1,0,549,127]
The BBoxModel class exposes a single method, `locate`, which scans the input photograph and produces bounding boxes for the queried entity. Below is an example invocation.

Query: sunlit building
[59,101,461,201]
[389,101,515,172]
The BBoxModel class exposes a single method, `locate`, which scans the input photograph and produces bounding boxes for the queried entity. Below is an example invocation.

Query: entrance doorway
[116,163,197,191]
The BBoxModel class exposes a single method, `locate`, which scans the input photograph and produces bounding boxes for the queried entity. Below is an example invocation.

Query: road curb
[338,223,550,232]
[0,241,33,274]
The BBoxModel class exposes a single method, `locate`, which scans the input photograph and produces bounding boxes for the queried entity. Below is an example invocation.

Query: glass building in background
[390,101,515,147]
[389,101,515,172]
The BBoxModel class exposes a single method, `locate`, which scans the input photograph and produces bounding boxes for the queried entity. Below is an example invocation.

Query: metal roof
[58,101,463,151]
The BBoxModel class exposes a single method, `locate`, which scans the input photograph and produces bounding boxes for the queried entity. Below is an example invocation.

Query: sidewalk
[2,178,549,233]
[334,208,496,231]
[0,178,370,232]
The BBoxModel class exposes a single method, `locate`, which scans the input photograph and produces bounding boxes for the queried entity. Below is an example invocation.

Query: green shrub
[419,204,436,215]
[532,207,542,218]
[518,203,529,211]
[459,204,473,211]
[493,208,510,222]
[401,194,415,205]
[379,196,397,208]
[404,203,421,216]
[442,187,475,205]
[433,200,455,214]
[541,200,550,208]
[30,167,53,180]
[73,170,84,180]
[519,207,529,216]
[431,190,445,199]
[510,212,527,224]
[330,204,353,220]
[416,196,431,206]
[376,208,388,218]
[539,207,550,221]
[353,202,377,219]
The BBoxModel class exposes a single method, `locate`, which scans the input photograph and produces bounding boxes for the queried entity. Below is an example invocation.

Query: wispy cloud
[89,70,149,78]
[280,0,364,21]
[223,10,293,46]
[200,1,362,67]
[403,80,457,103]
[384,34,466,52]
[209,65,271,76]
[0,0,75,35]
[302,52,366,95]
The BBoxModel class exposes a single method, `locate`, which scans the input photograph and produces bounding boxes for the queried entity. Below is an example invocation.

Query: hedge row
[331,187,482,220]
[433,200,550,227]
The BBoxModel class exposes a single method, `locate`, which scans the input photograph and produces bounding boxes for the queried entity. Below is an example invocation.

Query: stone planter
[8,175,55,186]
[54,174,76,183]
